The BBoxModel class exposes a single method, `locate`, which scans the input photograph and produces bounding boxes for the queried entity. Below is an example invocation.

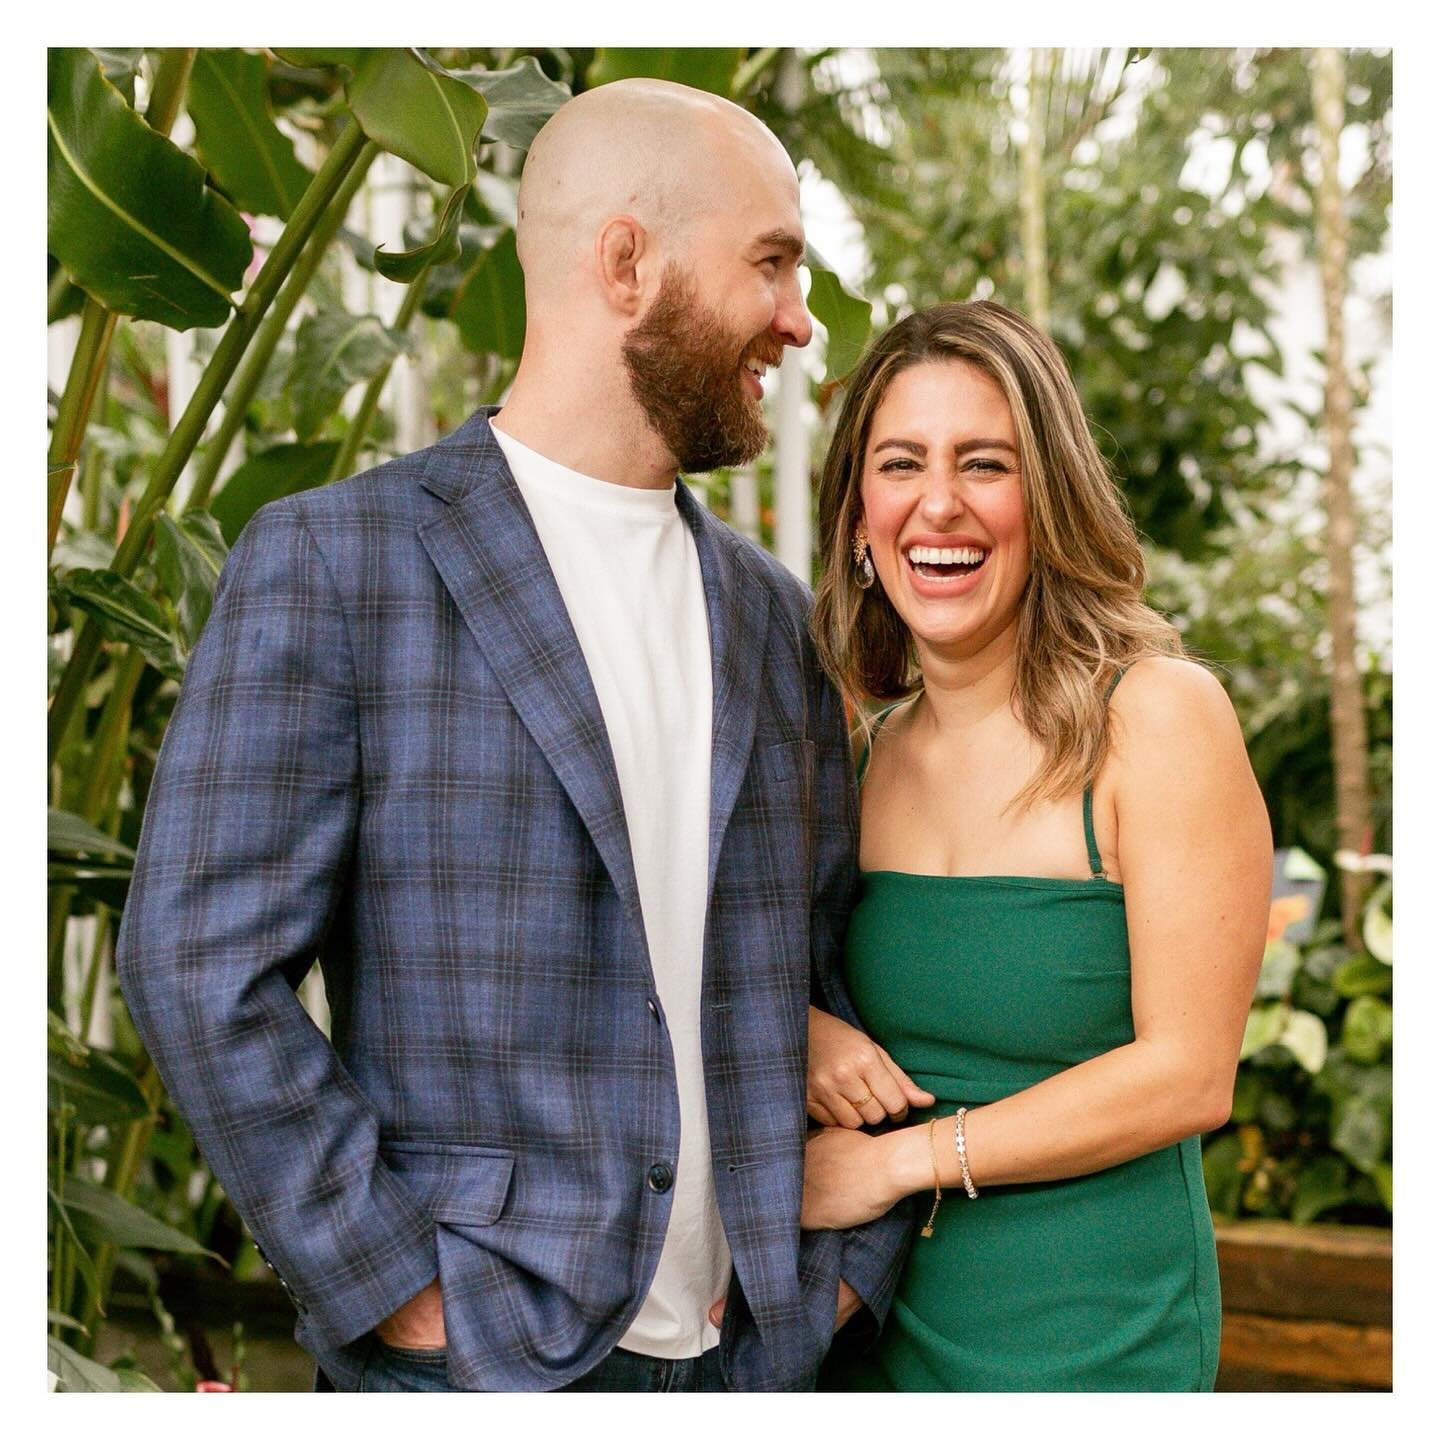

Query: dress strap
[1082,667,1131,878]
[857,701,907,786]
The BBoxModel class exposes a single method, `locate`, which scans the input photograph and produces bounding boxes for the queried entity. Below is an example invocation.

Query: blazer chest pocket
[753,738,814,793]
[381,1141,515,1227]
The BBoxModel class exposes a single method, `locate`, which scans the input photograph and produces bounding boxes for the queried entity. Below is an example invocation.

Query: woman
[804,301,1271,1391]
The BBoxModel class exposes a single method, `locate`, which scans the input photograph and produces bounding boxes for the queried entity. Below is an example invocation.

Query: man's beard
[622,263,778,474]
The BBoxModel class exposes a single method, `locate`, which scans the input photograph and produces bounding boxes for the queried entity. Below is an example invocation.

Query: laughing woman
[805,301,1271,1392]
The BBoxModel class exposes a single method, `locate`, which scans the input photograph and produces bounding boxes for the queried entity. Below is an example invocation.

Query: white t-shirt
[490,420,727,1359]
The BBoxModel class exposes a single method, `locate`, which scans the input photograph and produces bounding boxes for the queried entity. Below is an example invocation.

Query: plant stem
[48,118,370,766]
[327,271,429,483]
[186,140,380,511]
[144,49,196,136]
[76,1064,164,1345]
[48,299,120,560]
[47,265,74,324]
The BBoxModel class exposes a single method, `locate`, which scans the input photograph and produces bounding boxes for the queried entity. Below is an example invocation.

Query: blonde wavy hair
[812,300,1184,809]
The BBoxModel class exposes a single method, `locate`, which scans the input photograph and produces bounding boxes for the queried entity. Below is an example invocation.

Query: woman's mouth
[905,543,990,581]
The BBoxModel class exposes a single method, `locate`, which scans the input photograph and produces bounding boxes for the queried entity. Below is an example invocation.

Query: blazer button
[647,998,660,1022]
[647,1162,674,1193]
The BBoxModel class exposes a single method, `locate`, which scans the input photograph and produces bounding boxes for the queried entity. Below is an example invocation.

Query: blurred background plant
[47,45,1390,1390]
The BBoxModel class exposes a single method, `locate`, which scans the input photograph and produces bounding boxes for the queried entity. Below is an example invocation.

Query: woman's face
[859,360,1030,661]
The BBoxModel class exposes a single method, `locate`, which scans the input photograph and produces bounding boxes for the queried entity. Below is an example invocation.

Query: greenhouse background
[47,47,1392,1392]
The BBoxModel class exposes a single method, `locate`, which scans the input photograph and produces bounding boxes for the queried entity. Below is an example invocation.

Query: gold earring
[852,530,875,590]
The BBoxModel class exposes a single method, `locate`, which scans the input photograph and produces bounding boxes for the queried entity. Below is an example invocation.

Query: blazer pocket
[754,738,814,787]
[381,1142,515,1227]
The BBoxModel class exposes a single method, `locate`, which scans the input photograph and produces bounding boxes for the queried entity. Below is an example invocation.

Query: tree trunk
[1310,47,1372,947]
[1019,48,1051,331]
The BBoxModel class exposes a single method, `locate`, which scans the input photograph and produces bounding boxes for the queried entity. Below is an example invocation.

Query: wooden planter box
[1215,1219,1392,1391]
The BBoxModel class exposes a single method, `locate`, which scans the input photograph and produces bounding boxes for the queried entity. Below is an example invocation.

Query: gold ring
[846,1090,875,1108]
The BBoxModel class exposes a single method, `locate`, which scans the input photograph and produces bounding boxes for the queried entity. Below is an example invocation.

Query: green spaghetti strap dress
[824,682,1220,1392]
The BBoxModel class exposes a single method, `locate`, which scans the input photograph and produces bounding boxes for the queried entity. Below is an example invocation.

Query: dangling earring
[852,529,875,590]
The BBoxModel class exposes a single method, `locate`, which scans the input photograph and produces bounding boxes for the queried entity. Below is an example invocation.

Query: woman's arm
[804,659,1272,1227]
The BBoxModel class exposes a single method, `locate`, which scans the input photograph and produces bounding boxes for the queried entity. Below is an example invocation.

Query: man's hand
[374,1277,446,1350]
[707,1279,864,1334]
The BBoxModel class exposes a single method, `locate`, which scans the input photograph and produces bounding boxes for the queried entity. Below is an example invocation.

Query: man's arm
[806,664,913,1343]
[115,500,437,1352]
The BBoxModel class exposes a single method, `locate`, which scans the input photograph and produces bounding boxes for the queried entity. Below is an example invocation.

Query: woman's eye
[878,457,920,473]
[967,458,1010,476]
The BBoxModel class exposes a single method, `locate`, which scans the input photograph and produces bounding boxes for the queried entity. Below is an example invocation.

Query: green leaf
[1341,995,1393,1064]
[63,1177,223,1260]
[48,1189,103,1303]
[1201,1132,1244,1216]
[1290,1156,1351,1225]
[586,48,745,97]
[805,247,873,382]
[450,228,526,359]
[1334,951,1392,998]
[47,1310,89,1335]
[188,49,312,220]
[1372,1161,1393,1212]
[1255,938,1302,998]
[375,182,467,283]
[48,1336,161,1392]
[47,48,252,330]
[455,55,570,150]
[49,1043,152,1126]
[48,861,132,911]
[154,512,229,650]
[58,568,185,680]
[1331,1096,1389,1173]
[48,808,135,861]
[91,49,144,105]
[275,48,486,188]
[288,309,408,441]
[1278,1009,1328,1074]
[1239,1001,1287,1061]
[210,441,342,545]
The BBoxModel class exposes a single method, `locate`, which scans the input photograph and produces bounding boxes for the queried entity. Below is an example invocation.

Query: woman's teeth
[907,545,986,566]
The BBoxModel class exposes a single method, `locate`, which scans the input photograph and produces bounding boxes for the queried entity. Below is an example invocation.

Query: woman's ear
[597,216,649,318]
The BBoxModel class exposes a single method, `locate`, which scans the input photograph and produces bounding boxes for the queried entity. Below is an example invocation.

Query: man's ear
[597,216,651,318]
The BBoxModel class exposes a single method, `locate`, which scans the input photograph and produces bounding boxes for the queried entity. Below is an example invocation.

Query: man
[116,78,911,1393]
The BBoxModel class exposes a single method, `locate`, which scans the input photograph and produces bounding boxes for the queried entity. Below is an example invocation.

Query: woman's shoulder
[1108,655,1246,771]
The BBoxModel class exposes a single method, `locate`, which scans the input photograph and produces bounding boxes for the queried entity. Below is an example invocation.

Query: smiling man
[117,78,911,1393]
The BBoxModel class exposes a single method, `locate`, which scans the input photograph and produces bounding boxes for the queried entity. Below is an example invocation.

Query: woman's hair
[812,299,1184,808]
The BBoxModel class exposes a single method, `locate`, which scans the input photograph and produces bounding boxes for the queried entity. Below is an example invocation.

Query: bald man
[117,78,912,1393]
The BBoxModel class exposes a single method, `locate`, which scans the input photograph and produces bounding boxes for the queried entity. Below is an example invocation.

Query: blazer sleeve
[804,665,914,1349]
[114,500,438,1351]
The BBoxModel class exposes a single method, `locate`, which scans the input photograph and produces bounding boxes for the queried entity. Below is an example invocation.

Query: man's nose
[774,273,813,350]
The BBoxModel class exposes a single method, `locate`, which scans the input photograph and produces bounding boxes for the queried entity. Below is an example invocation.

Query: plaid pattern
[116,409,911,1392]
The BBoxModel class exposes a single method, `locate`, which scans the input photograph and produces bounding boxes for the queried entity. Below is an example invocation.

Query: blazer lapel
[675,484,771,900]
[415,411,646,946]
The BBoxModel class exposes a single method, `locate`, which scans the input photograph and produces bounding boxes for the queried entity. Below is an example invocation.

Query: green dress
[824,698,1220,1392]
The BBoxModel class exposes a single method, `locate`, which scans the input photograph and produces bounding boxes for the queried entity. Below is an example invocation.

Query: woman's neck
[912,623,1021,739]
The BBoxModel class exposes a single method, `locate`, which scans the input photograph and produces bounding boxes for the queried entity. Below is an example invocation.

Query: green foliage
[1203,871,1393,1225]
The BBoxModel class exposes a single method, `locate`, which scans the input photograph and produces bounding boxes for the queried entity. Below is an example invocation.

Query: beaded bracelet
[953,1106,980,1199]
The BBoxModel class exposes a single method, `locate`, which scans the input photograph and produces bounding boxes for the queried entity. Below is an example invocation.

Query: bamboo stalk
[1311,47,1372,947]
[327,269,429,483]
[48,119,370,765]
[186,141,380,511]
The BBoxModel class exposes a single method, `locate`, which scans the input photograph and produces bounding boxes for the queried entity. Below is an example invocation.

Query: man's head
[514,78,812,472]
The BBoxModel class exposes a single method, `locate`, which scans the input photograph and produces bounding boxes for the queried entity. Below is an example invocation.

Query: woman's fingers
[880,1049,936,1110]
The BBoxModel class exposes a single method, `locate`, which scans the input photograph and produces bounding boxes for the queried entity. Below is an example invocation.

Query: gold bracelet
[921,1116,942,1237]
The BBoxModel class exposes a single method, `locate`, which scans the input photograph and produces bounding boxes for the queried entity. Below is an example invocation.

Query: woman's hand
[808,1005,934,1128]
[801,1126,905,1229]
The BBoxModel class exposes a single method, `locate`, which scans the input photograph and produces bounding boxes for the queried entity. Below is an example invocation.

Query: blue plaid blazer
[116,409,911,1392]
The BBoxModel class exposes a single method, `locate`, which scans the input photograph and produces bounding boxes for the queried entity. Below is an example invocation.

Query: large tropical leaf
[48,1044,152,1126]
[586,49,745,97]
[188,48,311,220]
[456,55,570,150]
[62,1177,222,1260]
[376,182,466,283]
[48,1337,161,1393]
[154,511,229,650]
[449,228,526,359]
[287,309,409,441]
[274,48,486,188]
[47,48,252,330]
[210,441,342,545]
[56,568,184,680]
[805,245,874,382]
[47,808,135,861]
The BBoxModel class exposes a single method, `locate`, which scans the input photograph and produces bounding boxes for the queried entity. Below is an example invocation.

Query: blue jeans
[354,1338,728,1392]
